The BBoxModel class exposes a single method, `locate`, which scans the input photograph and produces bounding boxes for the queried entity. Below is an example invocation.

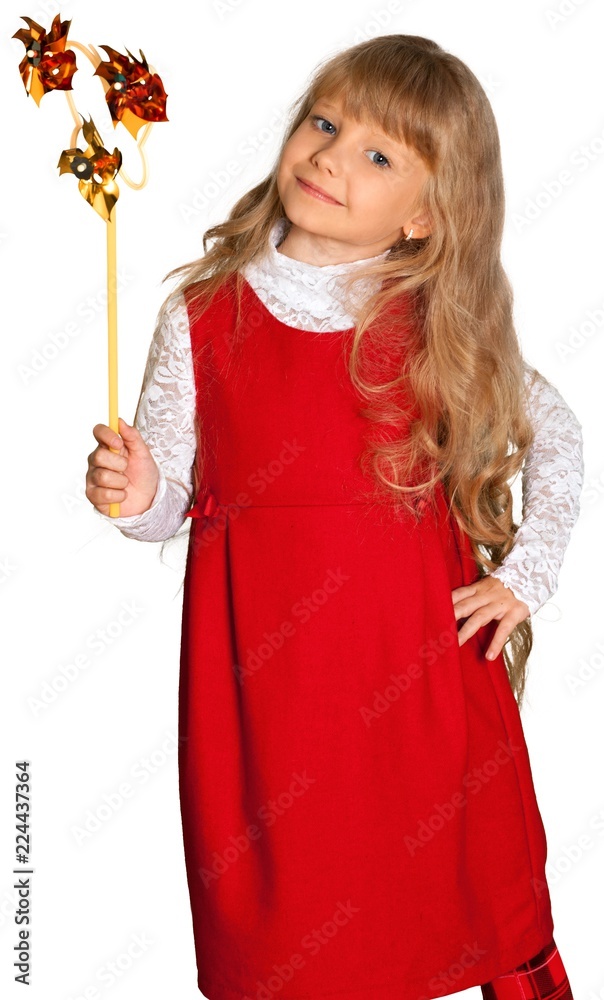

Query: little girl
[86,34,583,1000]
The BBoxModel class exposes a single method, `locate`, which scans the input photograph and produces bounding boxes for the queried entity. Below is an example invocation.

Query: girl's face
[276,92,431,264]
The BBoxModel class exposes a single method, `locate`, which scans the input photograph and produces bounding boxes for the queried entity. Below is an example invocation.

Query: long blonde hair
[146,34,539,707]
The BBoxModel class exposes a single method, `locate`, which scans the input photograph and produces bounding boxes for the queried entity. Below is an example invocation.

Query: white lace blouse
[95,219,584,617]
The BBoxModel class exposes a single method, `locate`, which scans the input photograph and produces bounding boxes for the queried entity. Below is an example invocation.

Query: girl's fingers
[87,437,129,478]
[457,604,523,656]
[92,422,125,451]
[456,606,498,645]
[484,622,513,660]
[93,485,128,503]
[90,449,128,473]
[452,590,498,621]
[92,467,129,488]
[451,584,477,606]
[452,578,513,620]
[451,577,530,659]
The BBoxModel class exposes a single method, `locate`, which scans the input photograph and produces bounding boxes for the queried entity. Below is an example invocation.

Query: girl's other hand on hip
[451,577,531,661]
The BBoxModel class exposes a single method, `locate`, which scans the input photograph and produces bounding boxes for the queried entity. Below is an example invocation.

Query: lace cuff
[489,365,584,616]
[94,463,166,538]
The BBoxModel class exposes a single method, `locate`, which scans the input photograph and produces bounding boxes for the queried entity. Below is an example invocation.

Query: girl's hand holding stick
[86,418,159,519]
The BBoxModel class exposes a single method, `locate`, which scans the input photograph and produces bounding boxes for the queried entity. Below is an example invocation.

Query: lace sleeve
[489,363,584,616]
[93,292,197,541]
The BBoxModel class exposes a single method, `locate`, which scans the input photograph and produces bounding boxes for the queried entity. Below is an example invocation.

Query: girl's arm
[93,293,197,542]
[489,362,584,616]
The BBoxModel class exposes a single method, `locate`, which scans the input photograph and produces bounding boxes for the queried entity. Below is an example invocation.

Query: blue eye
[310,114,335,134]
[309,115,391,169]
[367,150,390,169]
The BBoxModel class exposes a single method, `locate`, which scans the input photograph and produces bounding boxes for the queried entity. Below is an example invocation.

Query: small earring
[405,228,414,240]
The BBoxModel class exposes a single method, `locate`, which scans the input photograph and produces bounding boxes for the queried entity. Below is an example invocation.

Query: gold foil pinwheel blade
[12,13,77,106]
[57,116,122,221]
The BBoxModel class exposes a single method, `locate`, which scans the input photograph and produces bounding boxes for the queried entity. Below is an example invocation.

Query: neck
[276,224,394,268]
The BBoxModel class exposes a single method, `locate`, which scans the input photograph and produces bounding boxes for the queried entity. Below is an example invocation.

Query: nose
[313,151,335,173]
[311,134,348,173]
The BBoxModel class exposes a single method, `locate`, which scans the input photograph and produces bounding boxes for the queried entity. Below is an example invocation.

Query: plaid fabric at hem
[481,938,573,1000]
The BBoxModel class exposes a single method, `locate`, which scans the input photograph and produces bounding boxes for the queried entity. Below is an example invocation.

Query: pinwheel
[12,12,168,517]
[95,44,168,139]
[58,116,122,221]
[12,14,77,106]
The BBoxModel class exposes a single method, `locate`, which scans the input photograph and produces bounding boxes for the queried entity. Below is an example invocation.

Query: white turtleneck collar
[241,217,390,332]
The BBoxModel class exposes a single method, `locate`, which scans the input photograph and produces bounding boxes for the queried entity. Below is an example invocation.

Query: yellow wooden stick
[106,207,120,517]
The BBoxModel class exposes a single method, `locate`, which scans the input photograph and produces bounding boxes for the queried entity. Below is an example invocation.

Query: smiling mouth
[296,177,343,205]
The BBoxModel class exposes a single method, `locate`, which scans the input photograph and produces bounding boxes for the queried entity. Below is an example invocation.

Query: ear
[408,211,432,239]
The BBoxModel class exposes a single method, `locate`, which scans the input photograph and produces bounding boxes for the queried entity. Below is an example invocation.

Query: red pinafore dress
[177,272,555,1000]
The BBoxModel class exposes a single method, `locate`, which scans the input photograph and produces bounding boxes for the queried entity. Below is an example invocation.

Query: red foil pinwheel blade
[94,44,168,140]
[12,14,77,106]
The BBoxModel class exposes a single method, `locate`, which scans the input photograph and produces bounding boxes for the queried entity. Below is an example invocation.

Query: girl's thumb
[115,416,140,445]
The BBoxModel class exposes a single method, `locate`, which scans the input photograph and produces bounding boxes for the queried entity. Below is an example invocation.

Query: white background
[2,0,602,997]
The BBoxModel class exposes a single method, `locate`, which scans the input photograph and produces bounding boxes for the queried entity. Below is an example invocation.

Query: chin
[282,193,326,226]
